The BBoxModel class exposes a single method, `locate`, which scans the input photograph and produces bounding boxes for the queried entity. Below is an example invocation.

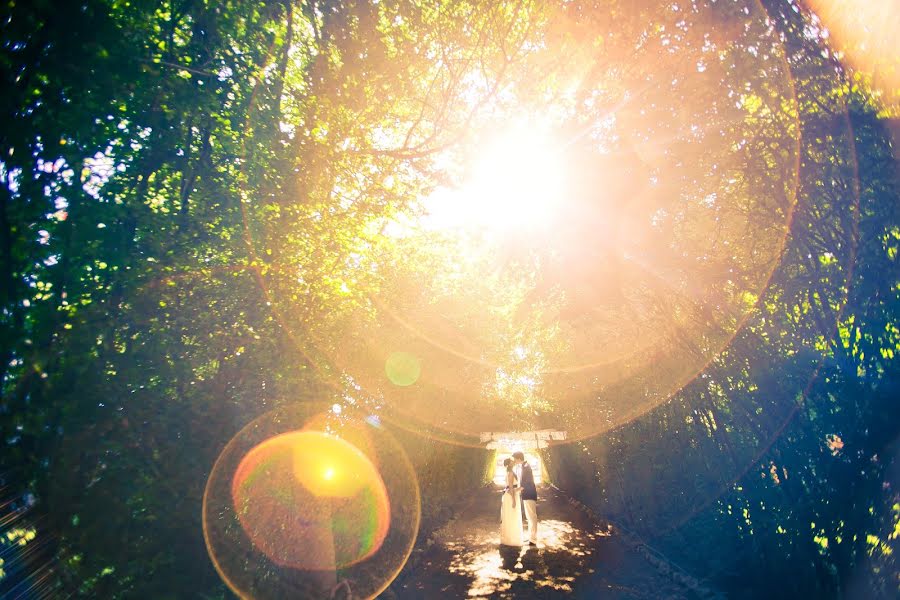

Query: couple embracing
[500,451,538,547]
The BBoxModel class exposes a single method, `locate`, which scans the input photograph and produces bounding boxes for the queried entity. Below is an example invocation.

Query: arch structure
[481,430,567,486]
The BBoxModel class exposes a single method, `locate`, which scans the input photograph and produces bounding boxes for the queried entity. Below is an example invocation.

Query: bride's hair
[503,458,513,471]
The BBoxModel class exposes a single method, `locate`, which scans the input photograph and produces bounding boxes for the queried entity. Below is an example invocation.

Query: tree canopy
[0,0,897,598]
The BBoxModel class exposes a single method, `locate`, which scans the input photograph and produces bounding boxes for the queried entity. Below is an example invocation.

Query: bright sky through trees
[422,122,567,235]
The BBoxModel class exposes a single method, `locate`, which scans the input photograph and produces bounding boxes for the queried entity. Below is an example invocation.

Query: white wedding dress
[500,480,523,546]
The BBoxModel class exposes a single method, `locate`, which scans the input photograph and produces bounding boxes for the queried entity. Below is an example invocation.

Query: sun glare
[423,124,566,234]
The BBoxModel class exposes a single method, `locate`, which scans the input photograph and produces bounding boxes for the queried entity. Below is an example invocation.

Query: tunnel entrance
[490,447,545,486]
[480,430,566,486]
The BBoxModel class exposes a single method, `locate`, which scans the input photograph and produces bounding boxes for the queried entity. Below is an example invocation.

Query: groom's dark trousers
[520,462,538,543]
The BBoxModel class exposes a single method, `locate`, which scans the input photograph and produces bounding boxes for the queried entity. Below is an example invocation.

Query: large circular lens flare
[203,405,420,599]
[230,431,390,571]
[249,0,801,443]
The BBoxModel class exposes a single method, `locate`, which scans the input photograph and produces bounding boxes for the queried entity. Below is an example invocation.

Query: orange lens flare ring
[203,406,421,599]
[230,431,391,571]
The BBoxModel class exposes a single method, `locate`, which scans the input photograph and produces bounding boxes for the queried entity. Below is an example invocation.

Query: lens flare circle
[385,351,422,387]
[231,431,390,571]
[203,405,420,599]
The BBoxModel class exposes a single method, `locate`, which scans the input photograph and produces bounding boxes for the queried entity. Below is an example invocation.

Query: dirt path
[387,484,702,599]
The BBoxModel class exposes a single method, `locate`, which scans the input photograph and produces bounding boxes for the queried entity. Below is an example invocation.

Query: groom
[512,451,538,545]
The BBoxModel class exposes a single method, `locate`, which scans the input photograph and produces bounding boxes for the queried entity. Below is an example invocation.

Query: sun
[422,123,567,235]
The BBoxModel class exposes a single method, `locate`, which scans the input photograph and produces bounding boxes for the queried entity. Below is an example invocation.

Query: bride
[500,458,523,546]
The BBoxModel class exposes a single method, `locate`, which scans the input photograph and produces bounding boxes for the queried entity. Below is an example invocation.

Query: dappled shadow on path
[445,518,609,597]
[391,484,694,599]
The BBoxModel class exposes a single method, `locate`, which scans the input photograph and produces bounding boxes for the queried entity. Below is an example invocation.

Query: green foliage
[387,424,494,534]
[0,0,897,598]
[545,4,900,591]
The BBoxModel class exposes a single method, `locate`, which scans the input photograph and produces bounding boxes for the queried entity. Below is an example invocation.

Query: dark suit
[519,461,538,542]
[520,462,537,501]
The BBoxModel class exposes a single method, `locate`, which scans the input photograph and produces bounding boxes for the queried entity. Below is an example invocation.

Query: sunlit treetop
[247,0,806,440]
